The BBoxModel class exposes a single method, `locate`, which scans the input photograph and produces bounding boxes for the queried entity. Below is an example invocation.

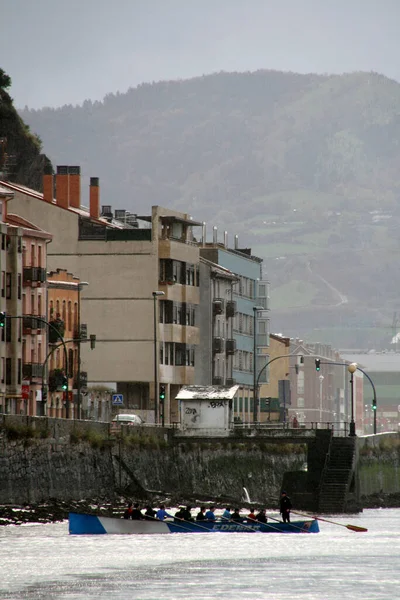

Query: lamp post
[348,362,357,436]
[252,306,264,423]
[76,281,89,420]
[152,291,165,424]
[319,374,324,425]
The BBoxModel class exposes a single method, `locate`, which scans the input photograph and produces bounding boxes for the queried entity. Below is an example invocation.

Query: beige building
[258,333,291,423]
[1,167,202,423]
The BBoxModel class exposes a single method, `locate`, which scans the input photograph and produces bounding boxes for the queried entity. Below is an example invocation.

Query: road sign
[112,394,124,406]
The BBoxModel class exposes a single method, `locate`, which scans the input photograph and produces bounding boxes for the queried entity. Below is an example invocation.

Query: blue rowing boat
[68,513,319,534]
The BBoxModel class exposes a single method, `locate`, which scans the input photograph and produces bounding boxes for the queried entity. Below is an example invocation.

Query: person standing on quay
[280,491,292,523]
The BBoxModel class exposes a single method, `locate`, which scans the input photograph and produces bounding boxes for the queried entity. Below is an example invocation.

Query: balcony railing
[23,267,47,286]
[23,363,43,379]
[226,339,237,355]
[212,337,225,354]
[23,315,46,334]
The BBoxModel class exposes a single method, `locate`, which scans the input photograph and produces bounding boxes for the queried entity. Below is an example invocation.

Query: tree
[0,69,11,90]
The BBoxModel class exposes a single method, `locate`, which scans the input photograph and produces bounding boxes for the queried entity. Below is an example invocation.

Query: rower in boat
[255,508,267,523]
[231,508,242,522]
[196,507,206,521]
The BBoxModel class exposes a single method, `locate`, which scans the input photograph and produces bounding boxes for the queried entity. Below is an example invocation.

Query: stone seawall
[0,415,305,506]
[1,416,399,510]
[358,433,400,507]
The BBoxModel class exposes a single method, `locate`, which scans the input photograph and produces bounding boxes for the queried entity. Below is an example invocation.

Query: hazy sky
[2,0,400,109]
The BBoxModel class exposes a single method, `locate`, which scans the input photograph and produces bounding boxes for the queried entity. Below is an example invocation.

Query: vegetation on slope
[0,68,51,189]
[18,69,400,347]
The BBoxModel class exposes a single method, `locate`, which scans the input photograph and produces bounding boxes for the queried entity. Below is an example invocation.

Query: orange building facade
[47,269,80,418]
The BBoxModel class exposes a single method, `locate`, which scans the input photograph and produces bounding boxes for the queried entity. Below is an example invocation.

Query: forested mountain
[0,69,51,189]
[19,70,400,348]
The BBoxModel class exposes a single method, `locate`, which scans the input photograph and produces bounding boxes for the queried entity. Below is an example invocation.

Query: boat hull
[68,513,319,534]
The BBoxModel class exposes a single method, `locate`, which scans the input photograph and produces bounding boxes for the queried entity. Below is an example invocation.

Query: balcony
[226,339,237,355]
[212,376,223,385]
[213,299,225,316]
[23,315,46,335]
[49,319,65,344]
[212,337,225,354]
[23,363,43,379]
[226,300,237,318]
[23,267,47,287]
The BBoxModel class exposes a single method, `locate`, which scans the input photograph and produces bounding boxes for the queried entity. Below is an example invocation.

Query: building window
[1,271,4,297]
[1,357,4,383]
[18,359,22,385]
[68,301,72,331]
[5,273,11,299]
[5,358,11,385]
[68,349,74,378]
[62,300,66,323]
[38,245,42,267]
[17,273,21,300]
[38,294,42,317]
[31,293,35,314]
[73,302,78,330]
[17,237,22,253]
[49,300,54,318]
[56,300,60,318]
[31,244,35,267]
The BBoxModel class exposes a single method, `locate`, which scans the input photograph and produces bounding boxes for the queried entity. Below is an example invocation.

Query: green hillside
[0,69,51,189]
[17,69,400,348]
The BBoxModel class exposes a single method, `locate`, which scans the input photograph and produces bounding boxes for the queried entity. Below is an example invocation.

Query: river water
[1,509,399,599]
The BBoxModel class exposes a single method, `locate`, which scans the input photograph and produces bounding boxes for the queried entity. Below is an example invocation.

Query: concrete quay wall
[0,416,305,506]
[358,433,400,503]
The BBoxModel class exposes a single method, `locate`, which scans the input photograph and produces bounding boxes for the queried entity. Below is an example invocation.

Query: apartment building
[258,333,291,423]
[0,184,52,416]
[47,269,81,419]
[195,257,239,386]
[1,167,202,423]
[200,230,270,422]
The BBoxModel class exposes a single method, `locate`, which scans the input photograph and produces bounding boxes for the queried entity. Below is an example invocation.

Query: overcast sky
[2,0,400,109]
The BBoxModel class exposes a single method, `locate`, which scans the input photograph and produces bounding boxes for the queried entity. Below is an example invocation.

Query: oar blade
[346,524,368,533]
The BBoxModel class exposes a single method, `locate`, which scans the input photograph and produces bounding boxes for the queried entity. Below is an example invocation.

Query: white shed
[176,385,239,436]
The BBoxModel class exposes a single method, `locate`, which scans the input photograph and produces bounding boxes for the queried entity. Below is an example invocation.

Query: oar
[292,511,368,533]
[266,513,313,534]
[146,513,208,533]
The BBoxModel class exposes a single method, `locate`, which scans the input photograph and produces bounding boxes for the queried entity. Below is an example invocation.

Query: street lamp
[319,374,324,425]
[152,291,165,424]
[252,306,264,423]
[348,362,358,436]
[76,281,89,420]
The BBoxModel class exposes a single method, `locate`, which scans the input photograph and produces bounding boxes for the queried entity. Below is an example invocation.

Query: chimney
[224,230,228,247]
[234,234,239,250]
[56,165,69,208]
[89,177,100,219]
[202,222,206,246]
[213,226,218,244]
[43,165,53,203]
[68,166,81,209]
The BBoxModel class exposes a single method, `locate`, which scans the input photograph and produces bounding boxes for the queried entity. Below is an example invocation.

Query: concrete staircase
[317,437,357,513]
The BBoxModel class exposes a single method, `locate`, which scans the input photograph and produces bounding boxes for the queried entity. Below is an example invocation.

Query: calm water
[1,509,399,599]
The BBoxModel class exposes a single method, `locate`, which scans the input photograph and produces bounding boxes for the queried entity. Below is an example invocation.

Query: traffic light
[372,397,377,411]
[159,384,166,403]
[61,375,68,391]
[315,359,321,371]
[0,312,6,328]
